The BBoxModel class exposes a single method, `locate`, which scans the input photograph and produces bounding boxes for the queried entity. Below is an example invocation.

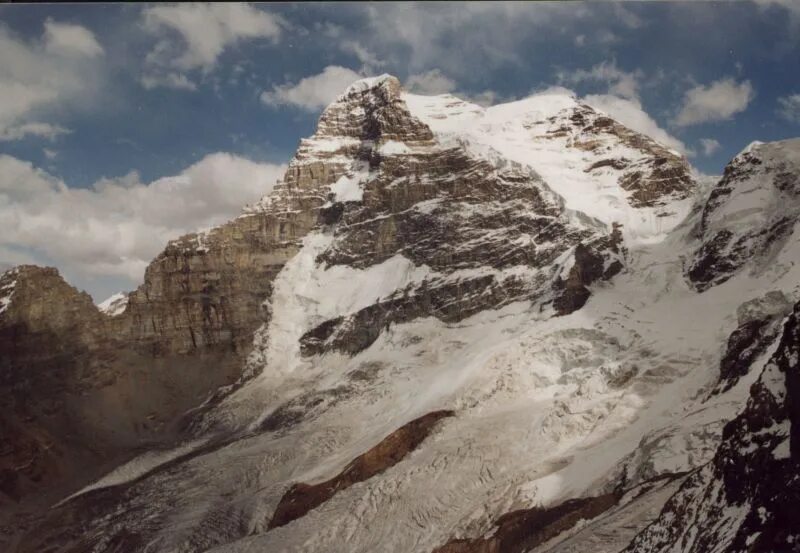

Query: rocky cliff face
[3,75,800,553]
[625,300,800,553]
[0,266,109,507]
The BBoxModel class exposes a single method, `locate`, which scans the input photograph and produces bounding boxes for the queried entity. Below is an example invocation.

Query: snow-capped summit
[688,138,800,291]
[405,87,696,242]
[97,291,128,316]
[338,73,397,98]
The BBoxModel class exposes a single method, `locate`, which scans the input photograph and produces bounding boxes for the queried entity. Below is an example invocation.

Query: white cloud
[406,69,457,95]
[558,60,642,101]
[466,90,502,107]
[43,148,58,160]
[0,122,70,142]
[699,138,722,156]
[405,70,500,106]
[0,153,286,297]
[261,65,363,111]
[338,3,642,82]
[583,93,691,155]
[777,93,800,123]
[0,23,103,141]
[340,40,383,69]
[140,72,198,91]
[355,3,574,78]
[141,3,283,89]
[43,19,104,57]
[674,78,754,127]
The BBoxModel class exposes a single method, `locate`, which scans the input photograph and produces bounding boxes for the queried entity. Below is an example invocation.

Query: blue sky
[1,2,799,299]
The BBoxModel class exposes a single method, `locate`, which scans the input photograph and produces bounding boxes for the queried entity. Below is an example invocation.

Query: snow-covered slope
[6,76,800,553]
[404,90,696,242]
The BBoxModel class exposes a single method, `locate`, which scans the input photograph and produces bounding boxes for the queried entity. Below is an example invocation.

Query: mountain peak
[337,73,401,101]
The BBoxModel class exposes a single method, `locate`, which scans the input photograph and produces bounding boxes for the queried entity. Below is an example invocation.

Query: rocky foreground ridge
[1,75,799,552]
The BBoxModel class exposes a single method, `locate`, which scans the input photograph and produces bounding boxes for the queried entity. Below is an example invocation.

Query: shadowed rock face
[624,300,800,553]
[552,223,625,315]
[268,410,454,529]
[0,266,113,510]
[0,218,309,527]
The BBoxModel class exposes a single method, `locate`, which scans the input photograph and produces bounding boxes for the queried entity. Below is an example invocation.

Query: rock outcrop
[712,290,792,394]
[625,300,800,552]
[269,410,453,529]
[560,104,695,210]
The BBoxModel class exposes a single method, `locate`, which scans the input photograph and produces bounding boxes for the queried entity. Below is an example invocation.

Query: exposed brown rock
[431,491,621,553]
[268,410,454,529]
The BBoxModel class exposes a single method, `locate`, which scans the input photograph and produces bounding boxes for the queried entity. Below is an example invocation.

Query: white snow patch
[245,231,432,384]
[331,163,370,202]
[379,140,411,155]
[97,292,128,316]
[339,74,393,98]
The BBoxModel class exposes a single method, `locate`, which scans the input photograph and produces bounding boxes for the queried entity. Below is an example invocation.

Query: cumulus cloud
[558,60,642,101]
[674,78,754,127]
[261,65,363,110]
[353,3,573,78]
[339,40,383,69]
[333,3,645,83]
[140,72,198,91]
[141,3,283,89]
[0,22,103,141]
[43,19,104,57]
[0,153,286,297]
[699,138,722,156]
[0,122,70,142]
[777,93,800,123]
[583,94,691,155]
[405,69,457,95]
[467,90,501,107]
